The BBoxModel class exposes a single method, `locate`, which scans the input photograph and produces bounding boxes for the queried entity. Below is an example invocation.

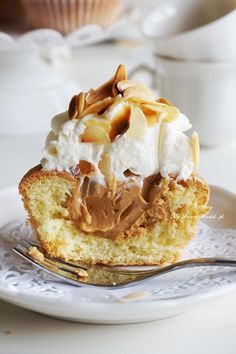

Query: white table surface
[0,43,236,354]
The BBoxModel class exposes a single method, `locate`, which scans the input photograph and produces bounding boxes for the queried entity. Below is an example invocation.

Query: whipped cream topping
[41,98,195,185]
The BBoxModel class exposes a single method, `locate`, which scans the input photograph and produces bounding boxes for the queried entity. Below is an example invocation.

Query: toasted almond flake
[28,246,44,263]
[86,65,127,105]
[85,118,111,133]
[123,169,139,177]
[161,106,179,123]
[141,102,166,113]
[123,82,155,102]
[45,131,57,145]
[81,126,110,144]
[117,80,134,92]
[68,95,78,119]
[86,83,112,106]
[112,64,127,95]
[140,101,179,122]
[109,104,131,141]
[77,92,85,115]
[139,100,167,107]
[120,291,149,301]
[79,97,114,118]
[86,88,100,105]
[126,106,147,139]
[99,154,111,180]
[51,112,69,133]
[141,105,160,126]
[117,80,155,101]
[157,97,173,106]
[192,132,200,169]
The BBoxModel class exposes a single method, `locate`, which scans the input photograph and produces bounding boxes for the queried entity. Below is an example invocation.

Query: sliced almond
[86,65,127,105]
[120,291,149,301]
[126,106,147,139]
[117,80,135,92]
[141,102,166,113]
[122,81,155,102]
[141,105,160,126]
[81,126,110,144]
[45,130,57,145]
[142,102,179,123]
[109,104,131,141]
[157,97,173,106]
[77,92,85,115]
[112,64,127,96]
[79,97,114,119]
[192,132,200,169]
[99,154,111,181]
[162,106,179,123]
[51,111,68,133]
[123,169,139,177]
[139,100,166,107]
[68,95,78,119]
[85,118,111,133]
[86,88,100,106]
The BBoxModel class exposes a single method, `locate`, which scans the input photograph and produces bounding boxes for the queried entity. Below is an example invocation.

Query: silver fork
[13,240,236,289]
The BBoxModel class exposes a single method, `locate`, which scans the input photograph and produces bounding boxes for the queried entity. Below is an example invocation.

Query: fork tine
[14,245,142,288]
[13,245,90,287]
[23,239,39,247]
[14,244,147,289]
[22,239,89,271]
[49,255,89,271]
[21,241,89,274]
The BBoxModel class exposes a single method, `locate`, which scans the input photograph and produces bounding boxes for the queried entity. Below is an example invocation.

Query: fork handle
[146,258,236,278]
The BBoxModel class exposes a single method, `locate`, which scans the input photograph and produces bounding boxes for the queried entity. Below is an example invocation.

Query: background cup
[155,56,236,146]
[142,0,236,62]
[0,42,78,134]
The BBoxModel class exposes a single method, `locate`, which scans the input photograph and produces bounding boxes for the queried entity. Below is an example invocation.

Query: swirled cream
[41,76,198,186]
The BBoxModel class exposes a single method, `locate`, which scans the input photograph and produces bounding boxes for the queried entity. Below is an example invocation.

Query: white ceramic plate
[0,185,236,324]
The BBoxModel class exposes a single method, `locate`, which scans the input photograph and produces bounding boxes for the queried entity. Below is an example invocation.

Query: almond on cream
[41,70,197,185]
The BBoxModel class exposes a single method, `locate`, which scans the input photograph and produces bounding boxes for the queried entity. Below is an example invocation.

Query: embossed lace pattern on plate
[0,220,236,303]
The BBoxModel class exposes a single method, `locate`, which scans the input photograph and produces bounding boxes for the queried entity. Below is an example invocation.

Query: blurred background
[0,0,235,191]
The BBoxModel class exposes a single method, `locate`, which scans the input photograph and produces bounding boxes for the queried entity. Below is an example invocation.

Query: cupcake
[21,0,123,34]
[19,65,210,266]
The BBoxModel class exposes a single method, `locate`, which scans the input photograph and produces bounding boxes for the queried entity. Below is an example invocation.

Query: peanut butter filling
[68,174,169,239]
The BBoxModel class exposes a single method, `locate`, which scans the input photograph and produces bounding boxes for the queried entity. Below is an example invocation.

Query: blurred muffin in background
[21,0,123,34]
[0,0,25,22]
[0,0,29,32]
